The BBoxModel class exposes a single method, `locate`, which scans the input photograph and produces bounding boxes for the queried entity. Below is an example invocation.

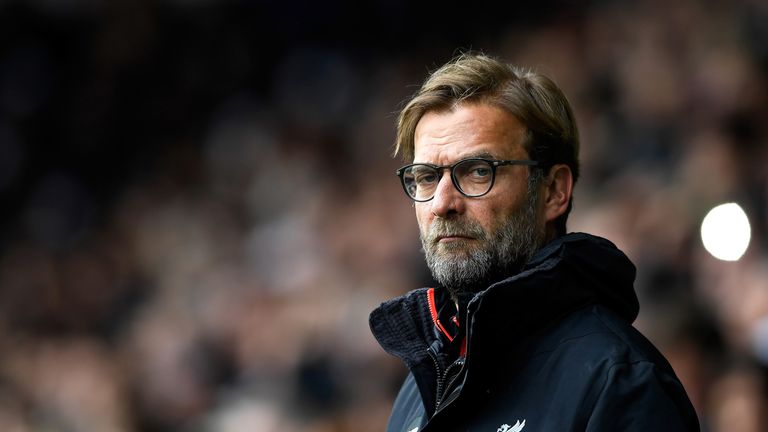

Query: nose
[429,171,465,218]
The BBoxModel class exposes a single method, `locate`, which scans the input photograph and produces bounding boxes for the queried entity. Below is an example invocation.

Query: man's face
[413,103,546,298]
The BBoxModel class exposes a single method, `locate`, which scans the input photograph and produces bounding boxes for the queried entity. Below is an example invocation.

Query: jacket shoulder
[534,304,674,369]
[520,305,700,430]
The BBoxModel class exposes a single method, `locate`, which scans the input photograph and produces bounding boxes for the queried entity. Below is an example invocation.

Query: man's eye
[415,172,438,184]
[463,164,491,179]
[411,167,438,184]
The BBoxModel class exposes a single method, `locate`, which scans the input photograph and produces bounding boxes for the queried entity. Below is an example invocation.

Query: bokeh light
[700,203,751,261]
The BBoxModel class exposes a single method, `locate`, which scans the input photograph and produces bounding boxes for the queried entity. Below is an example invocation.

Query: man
[369,53,699,431]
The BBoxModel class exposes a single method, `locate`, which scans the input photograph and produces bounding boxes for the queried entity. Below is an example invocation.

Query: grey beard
[420,177,544,301]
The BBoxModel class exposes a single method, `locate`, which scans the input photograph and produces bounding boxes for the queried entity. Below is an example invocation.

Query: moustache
[425,218,487,243]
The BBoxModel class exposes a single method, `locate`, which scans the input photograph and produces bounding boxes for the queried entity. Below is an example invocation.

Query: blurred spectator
[0,0,766,430]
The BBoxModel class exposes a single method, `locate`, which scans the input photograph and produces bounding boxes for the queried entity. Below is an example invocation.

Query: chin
[437,240,479,253]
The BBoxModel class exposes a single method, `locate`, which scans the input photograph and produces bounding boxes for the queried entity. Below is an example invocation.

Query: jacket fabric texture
[369,232,700,432]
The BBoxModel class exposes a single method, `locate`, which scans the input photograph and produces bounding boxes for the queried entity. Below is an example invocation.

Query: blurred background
[0,0,766,430]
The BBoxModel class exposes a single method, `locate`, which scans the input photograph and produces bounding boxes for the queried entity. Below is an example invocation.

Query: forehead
[413,103,527,163]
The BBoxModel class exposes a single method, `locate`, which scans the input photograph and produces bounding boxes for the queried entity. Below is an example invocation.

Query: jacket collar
[370,232,639,369]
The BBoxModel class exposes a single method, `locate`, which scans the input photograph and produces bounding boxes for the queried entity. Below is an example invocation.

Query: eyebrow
[413,151,501,165]
[462,151,498,160]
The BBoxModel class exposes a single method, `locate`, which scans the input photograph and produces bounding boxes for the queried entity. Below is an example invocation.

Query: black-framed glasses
[395,158,539,202]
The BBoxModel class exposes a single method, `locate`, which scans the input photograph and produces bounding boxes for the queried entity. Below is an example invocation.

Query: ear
[542,164,573,224]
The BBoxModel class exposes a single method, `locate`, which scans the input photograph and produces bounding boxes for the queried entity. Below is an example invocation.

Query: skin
[413,102,574,260]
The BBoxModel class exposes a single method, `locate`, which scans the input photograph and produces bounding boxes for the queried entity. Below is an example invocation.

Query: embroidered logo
[498,420,525,432]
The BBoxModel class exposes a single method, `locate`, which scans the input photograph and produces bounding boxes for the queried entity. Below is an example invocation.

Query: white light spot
[700,202,751,261]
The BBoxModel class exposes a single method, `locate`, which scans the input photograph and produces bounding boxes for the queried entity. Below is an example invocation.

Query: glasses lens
[454,159,494,196]
[402,165,439,200]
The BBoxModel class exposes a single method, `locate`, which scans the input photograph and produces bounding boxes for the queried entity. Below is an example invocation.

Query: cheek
[466,199,504,227]
[470,196,524,232]
[475,209,503,233]
[415,204,431,232]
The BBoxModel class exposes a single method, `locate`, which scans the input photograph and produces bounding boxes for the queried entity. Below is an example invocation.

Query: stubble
[420,173,545,300]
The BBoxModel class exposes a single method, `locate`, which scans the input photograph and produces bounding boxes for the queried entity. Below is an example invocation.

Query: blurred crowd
[0,0,767,431]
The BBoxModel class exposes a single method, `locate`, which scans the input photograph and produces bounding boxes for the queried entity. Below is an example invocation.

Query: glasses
[396,158,539,202]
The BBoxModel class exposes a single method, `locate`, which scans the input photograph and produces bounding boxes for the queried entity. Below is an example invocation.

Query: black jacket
[370,233,699,431]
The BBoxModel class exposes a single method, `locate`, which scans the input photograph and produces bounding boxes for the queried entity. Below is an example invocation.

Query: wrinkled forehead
[413,103,528,164]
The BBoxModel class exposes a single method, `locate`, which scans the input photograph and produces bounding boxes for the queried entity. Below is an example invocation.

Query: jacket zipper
[429,344,466,411]
[427,346,445,409]
[436,358,465,410]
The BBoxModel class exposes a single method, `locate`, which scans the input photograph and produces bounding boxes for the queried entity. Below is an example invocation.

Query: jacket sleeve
[585,361,700,431]
[387,373,428,432]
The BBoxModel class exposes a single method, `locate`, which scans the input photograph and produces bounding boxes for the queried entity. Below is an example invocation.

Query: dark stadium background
[0,1,766,431]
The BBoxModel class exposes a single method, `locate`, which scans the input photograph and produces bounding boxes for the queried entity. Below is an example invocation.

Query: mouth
[436,234,475,243]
